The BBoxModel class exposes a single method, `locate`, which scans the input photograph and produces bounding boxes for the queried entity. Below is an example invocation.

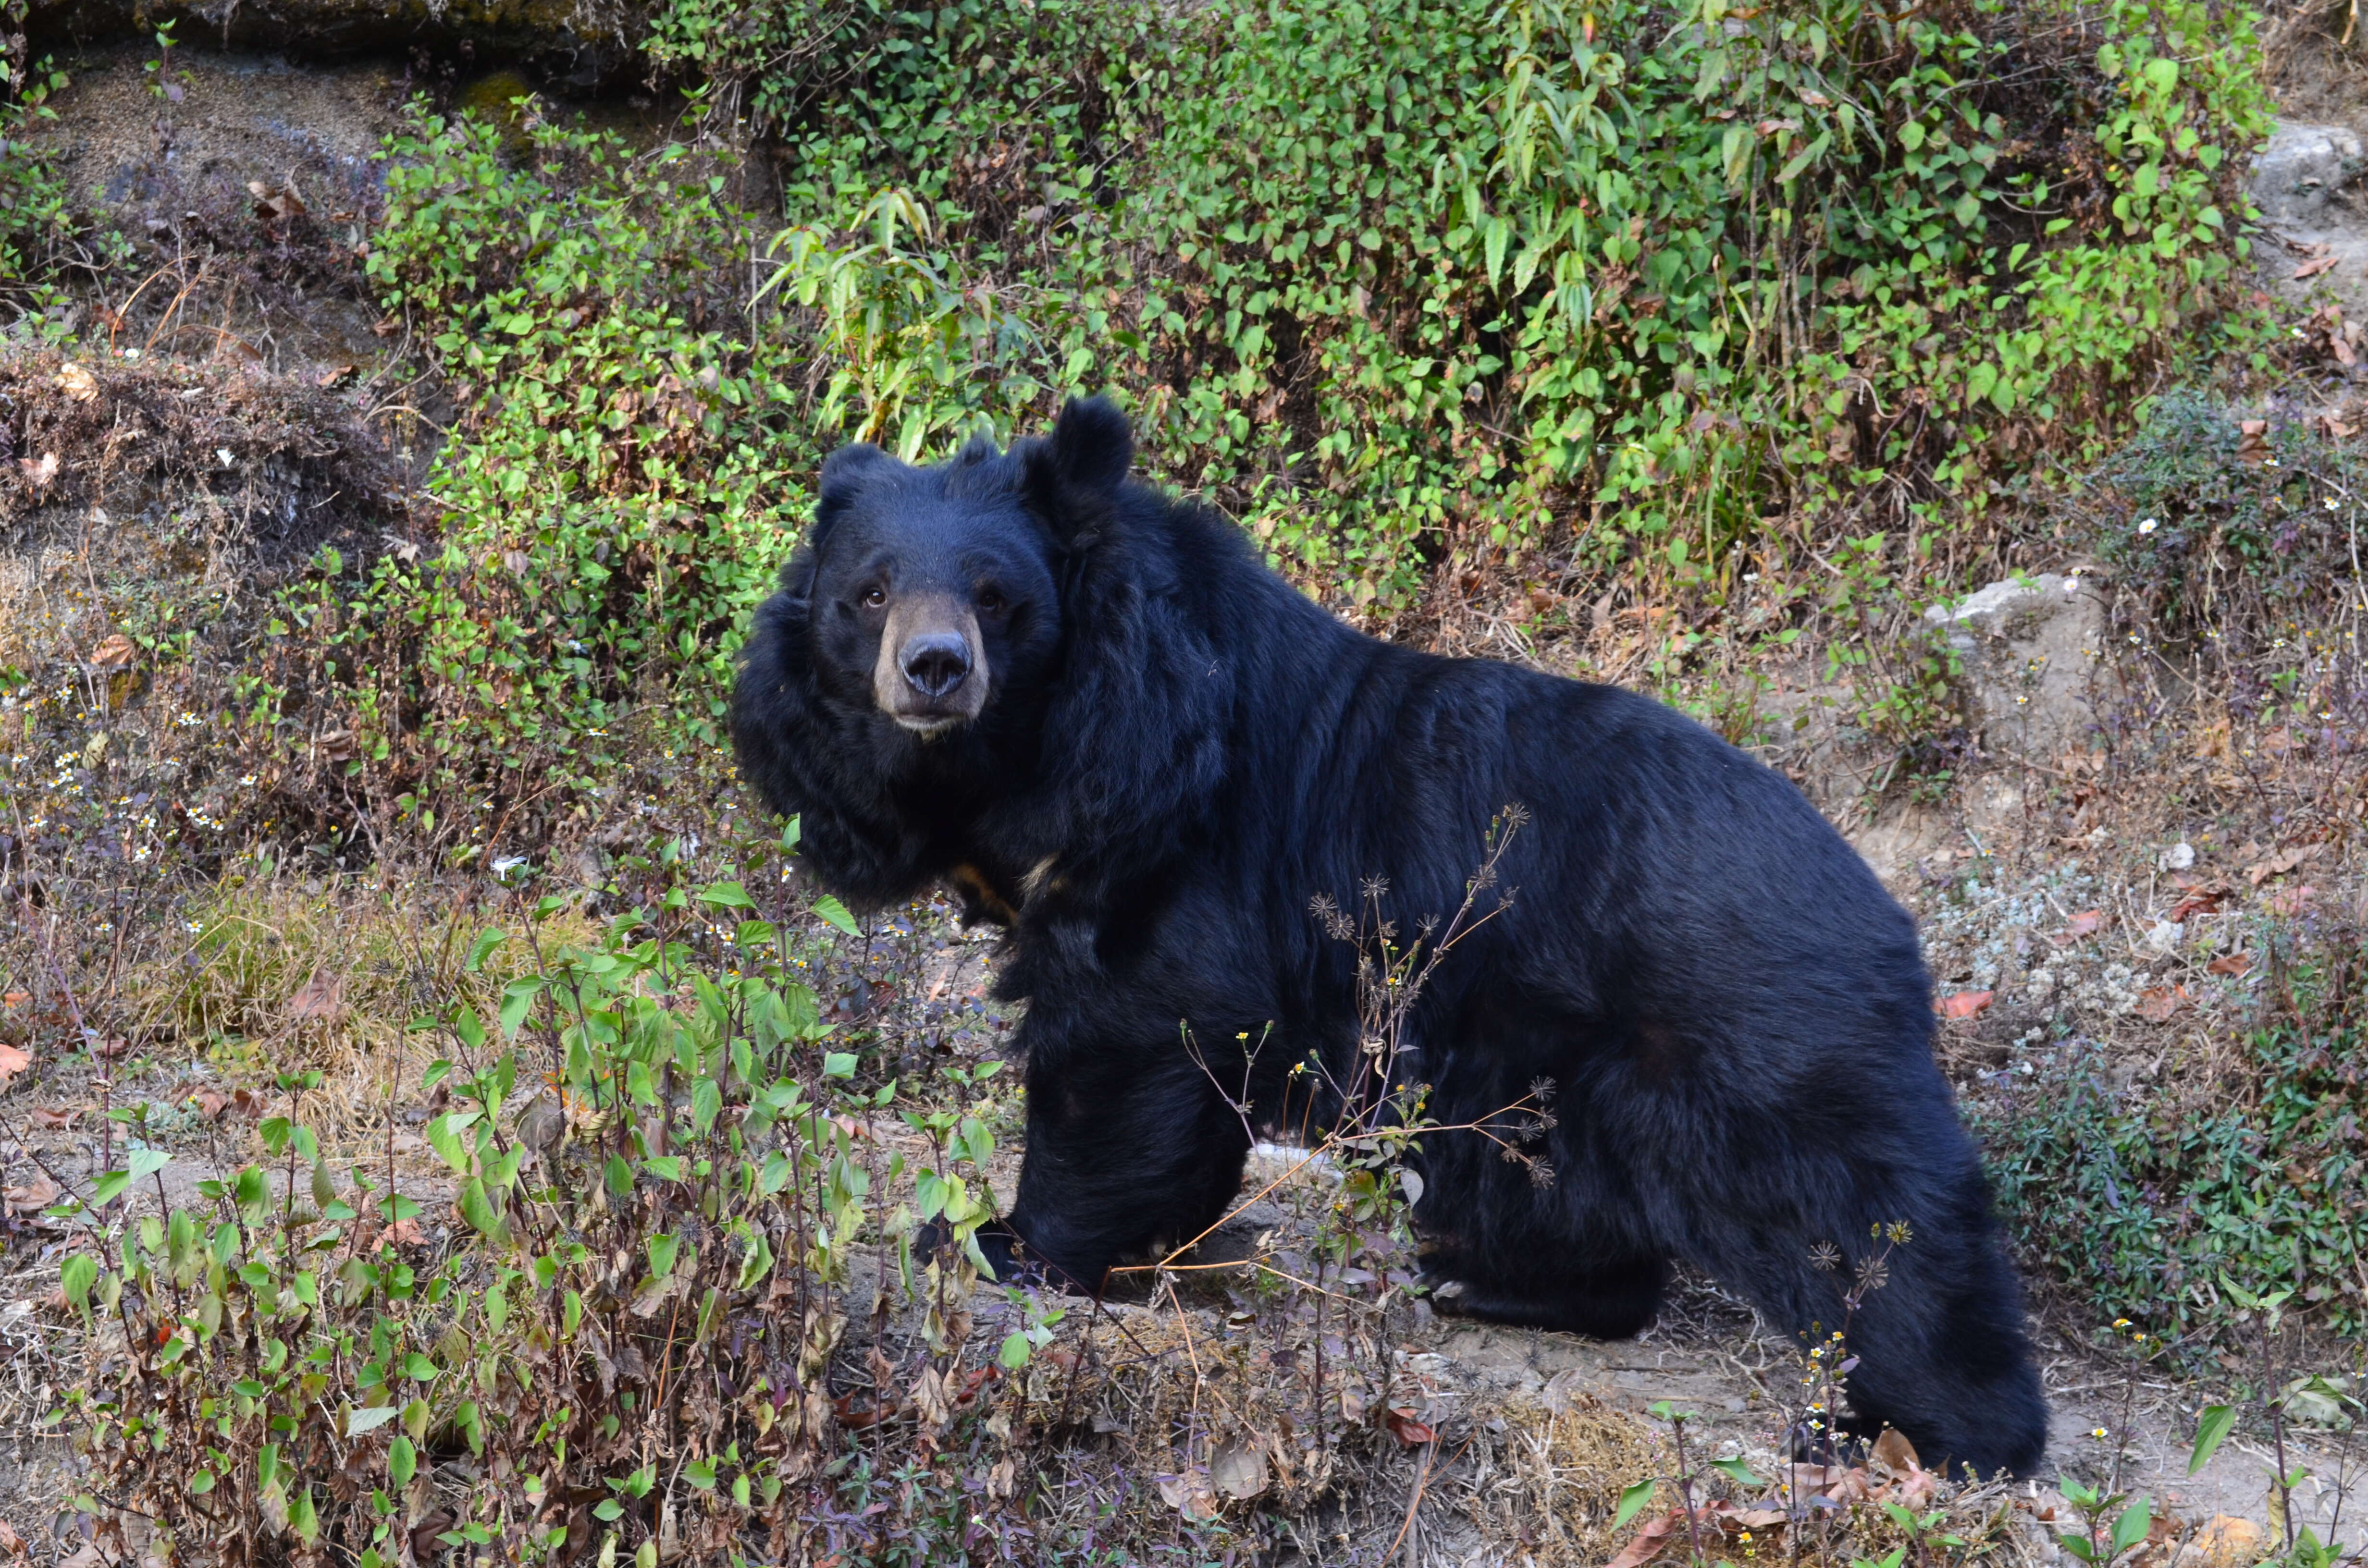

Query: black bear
[731,398,2049,1478]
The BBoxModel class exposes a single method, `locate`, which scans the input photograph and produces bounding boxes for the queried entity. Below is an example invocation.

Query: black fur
[731,398,2050,1479]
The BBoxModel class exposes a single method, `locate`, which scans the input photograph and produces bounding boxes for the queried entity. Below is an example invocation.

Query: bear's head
[735,395,1233,910]
[795,396,1133,740]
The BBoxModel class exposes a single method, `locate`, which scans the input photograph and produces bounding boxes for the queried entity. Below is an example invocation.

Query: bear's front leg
[994,1025,1255,1293]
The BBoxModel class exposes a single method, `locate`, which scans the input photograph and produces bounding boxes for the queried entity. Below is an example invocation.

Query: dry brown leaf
[0,1043,29,1086]
[2,1175,59,1215]
[2049,909,2107,946]
[88,634,136,668]
[1209,1438,1269,1500]
[2206,952,2253,977]
[1607,1510,1686,1568]
[28,1107,74,1129]
[2244,843,2324,886]
[2264,884,2317,917]
[1382,1406,1435,1446]
[2237,419,2271,467]
[0,1519,24,1558]
[1936,990,1993,1019]
[2296,255,2341,280]
[286,968,346,1025]
[0,992,25,1009]
[1869,1427,1922,1473]
[56,363,97,402]
[1155,1470,1220,1521]
[2135,985,2191,1024]
[2169,891,2224,922]
[19,453,58,490]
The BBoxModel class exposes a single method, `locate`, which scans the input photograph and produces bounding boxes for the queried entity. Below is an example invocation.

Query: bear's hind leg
[1427,1241,1668,1339]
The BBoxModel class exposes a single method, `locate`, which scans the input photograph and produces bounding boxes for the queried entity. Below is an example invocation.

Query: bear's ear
[1024,396,1133,545]
[813,441,894,547]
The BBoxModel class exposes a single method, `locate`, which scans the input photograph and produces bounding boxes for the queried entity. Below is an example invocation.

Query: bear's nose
[899,634,973,700]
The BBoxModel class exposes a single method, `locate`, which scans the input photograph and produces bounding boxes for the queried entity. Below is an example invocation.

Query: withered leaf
[1935,990,1992,1020]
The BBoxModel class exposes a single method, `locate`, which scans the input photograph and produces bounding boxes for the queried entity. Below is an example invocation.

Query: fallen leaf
[2,1175,59,1215]
[28,1107,75,1129]
[2135,985,2191,1024]
[0,1518,24,1556]
[56,363,97,402]
[2169,893,2223,922]
[1869,1428,1923,1473]
[88,634,136,667]
[2295,255,2341,280]
[2048,909,2108,946]
[0,1043,28,1086]
[1210,1438,1269,1500]
[1936,990,1993,1019]
[2245,843,2324,886]
[19,453,58,490]
[2206,952,2253,977]
[2237,419,2270,467]
[286,968,346,1025]
[247,179,308,220]
[1155,1471,1220,1522]
[2322,410,2359,440]
[1607,1510,1687,1568]
[315,363,358,388]
[91,1037,129,1060]
[830,1393,885,1430]
[1383,1406,1436,1446]
[2264,884,2317,917]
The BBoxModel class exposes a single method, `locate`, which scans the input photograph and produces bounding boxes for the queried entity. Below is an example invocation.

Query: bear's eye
[859,585,888,608]
[976,588,1006,615]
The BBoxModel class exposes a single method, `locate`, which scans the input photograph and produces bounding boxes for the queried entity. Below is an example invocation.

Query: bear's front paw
[915,1217,1086,1290]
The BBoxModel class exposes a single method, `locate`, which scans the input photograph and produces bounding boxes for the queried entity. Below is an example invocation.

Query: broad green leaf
[811,894,860,935]
[346,1405,402,1438]
[699,881,756,910]
[499,976,543,1038]
[1613,1478,1657,1530]
[2189,1405,2235,1473]
[2111,1497,2152,1554]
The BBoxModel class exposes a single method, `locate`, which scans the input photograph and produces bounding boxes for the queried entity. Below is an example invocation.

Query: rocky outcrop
[2252,119,2368,316]
[1922,570,2109,766]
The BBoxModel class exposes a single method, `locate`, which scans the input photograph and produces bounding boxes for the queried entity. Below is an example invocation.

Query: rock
[2189,1514,2267,1568]
[2252,120,2368,317]
[2253,122,2365,226]
[1922,571,2108,763]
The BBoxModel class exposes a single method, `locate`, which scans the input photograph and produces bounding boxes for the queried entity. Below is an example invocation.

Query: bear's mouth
[872,593,990,737]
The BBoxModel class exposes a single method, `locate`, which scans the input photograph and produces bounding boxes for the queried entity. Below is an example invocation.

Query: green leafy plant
[55,825,1071,1564]
[1978,938,2368,1348]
